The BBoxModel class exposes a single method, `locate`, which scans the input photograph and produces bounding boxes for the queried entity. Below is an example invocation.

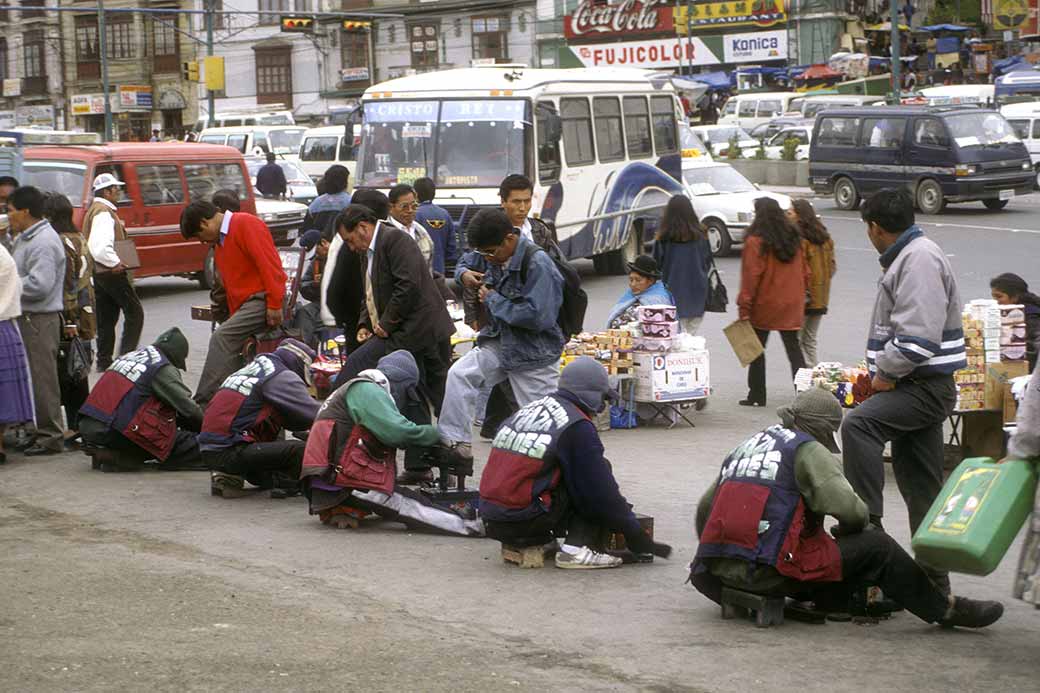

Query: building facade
[0,1,66,130]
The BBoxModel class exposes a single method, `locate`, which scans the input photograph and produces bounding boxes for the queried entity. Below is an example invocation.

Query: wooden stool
[721,587,786,628]
[320,506,368,529]
[501,543,553,568]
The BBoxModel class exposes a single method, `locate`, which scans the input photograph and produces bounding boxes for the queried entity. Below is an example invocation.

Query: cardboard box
[633,350,710,402]
[985,361,1030,411]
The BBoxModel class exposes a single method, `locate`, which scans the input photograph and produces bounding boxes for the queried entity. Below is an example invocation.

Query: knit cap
[558,356,619,414]
[376,349,420,411]
[275,338,316,382]
[777,387,843,453]
[153,327,189,370]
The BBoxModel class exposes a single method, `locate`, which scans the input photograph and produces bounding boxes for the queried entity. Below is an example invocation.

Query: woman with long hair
[653,194,712,334]
[736,197,809,406]
[44,193,96,445]
[991,272,1040,372]
[789,198,836,367]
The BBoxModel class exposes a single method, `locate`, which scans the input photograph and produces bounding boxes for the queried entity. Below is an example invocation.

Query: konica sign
[723,29,787,63]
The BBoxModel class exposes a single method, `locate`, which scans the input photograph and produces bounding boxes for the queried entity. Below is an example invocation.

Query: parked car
[1001,101,1040,186]
[198,125,306,161]
[19,142,301,288]
[681,159,791,256]
[749,116,810,143]
[743,126,813,160]
[690,125,758,157]
[253,197,308,248]
[244,156,318,205]
[810,106,1033,214]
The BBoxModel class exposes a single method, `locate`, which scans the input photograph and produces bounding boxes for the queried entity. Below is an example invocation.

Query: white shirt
[366,221,383,281]
[86,198,122,268]
[219,210,233,246]
[388,215,434,269]
[0,243,22,321]
[516,218,533,242]
[319,233,342,327]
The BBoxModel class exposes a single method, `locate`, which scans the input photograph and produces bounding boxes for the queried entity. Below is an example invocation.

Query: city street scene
[2,0,1040,691]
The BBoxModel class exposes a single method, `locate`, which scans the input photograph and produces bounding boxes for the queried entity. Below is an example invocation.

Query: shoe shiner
[300,350,483,535]
[689,388,1004,629]
[79,327,204,472]
[199,339,319,498]
[479,356,672,569]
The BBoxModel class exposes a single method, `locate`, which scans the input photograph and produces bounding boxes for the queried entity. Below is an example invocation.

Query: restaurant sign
[564,0,674,40]
[675,0,786,34]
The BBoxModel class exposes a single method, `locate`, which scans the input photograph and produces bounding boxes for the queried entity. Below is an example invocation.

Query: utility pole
[205,0,215,128]
[890,0,901,103]
[686,0,693,76]
[98,0,113,141]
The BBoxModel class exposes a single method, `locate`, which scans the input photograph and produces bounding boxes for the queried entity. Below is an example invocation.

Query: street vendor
[1011,364,1040,606]
[605,255,676,330]
[300,349,483,536]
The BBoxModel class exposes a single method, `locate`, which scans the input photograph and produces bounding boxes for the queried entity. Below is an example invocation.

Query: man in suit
[334,204,455,483]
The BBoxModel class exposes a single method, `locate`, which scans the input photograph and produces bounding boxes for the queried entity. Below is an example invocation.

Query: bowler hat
[626,254,661,279]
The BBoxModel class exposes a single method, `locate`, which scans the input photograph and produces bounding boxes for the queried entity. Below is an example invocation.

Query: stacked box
[633,350,710,402]
[561,329,636,375]
[957,312,988,411]
[999,304,1028,361]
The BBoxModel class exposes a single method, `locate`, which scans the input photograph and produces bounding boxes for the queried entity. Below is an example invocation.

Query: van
[785,94,885,118]
[197,125,306,161]
[718,92,800,130]
[193,109,295,131]
[918,85,996,108]
[809,106,1033,214]
[1000,101,1040,186]
[21,142,259,288]
[298,125,359,187]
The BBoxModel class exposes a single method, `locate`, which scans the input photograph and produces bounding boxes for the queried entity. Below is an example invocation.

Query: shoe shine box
[632,350,709,402]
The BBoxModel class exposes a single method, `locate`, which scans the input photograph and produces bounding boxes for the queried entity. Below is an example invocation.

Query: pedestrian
[9,185,66,456]
[690,388,1004,630]
[736,197,808,407]
[413,177,456,275]
[652,194,712,335]
[605,254,675,329]
[1009,363,1040,605]
[0,241,34,464]
[387,184,435,271]
[790,198,836,367]
[303,164,351,236]
[149,129,161,143]
[990,272,1040,372]
[255,152,287,199]
[179,199,288,405]
[199,339,318,498]
[44,193,96,446]
[480,357,673,569]
[498,174,558,248]
[85,173,143,371]
[0,175,18,252]
[438,208,565,471]
[79,327,205,472]
[841,188,964,596]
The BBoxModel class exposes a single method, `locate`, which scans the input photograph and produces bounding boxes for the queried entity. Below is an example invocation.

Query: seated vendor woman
[605,255,676,329]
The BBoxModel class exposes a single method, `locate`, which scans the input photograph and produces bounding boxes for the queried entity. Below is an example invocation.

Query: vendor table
[638,400,699,429]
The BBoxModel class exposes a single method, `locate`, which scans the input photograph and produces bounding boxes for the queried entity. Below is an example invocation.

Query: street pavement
[2,195,1040,692]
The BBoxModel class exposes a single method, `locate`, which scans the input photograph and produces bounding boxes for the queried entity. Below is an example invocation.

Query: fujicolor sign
[571,29,787,69]
[723,30,787,63]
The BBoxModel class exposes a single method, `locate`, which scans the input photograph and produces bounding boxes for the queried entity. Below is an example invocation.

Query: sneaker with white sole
[554,546,623,570]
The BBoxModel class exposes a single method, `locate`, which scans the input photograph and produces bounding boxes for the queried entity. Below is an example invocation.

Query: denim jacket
[477,236,564,371]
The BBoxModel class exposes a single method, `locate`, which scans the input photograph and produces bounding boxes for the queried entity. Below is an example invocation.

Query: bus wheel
[594,226,641,276]
[916,179,944,215]
[833,177,860,211]
[704,219,732,257]
[198,248,216,290]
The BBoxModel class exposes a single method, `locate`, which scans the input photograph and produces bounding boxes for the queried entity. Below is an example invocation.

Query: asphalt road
[2,196,1039,692]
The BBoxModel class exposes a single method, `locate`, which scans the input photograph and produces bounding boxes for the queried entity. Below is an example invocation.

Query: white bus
[355,66,687,274]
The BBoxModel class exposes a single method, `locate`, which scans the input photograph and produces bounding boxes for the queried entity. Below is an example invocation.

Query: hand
[357,327,372,343]
[461,270,484,289]
[265,308,283,328]
[478,285,494,303]
[469,320,480,331]
[373,324,388,339]
[871,375,895,392]
[829,523,862,539]
[63,325,78,339]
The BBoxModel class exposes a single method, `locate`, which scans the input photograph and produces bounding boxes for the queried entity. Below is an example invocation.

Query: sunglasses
[476,247,499,258]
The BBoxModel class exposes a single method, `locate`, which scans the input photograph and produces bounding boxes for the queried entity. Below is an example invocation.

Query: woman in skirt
[0,242,35,463]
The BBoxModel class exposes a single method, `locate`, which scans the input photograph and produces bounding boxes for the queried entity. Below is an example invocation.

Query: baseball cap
[92,173,126,193]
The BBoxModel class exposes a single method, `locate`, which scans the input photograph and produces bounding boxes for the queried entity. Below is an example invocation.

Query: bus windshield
[357,99,529,188]
[22,161,88,206]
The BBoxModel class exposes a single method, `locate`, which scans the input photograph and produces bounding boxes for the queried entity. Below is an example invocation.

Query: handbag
[610,381,638,429]
[60,336,91,383]
[704,256,729,313]
[322,424,396,496]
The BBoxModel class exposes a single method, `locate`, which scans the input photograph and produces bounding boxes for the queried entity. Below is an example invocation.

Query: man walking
[85,173,143,370]
[255,152,287,199]
[179,199,287,405]
[413,177,455,275]
[842,188,964,593]
[9,186,66,455]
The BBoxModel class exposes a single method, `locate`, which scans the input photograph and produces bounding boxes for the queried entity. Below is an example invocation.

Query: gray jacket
[866,226,965,381]
[12,219,65,314]
[1009,365,1040,461]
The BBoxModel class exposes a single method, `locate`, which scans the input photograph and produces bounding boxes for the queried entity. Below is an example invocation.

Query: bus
[354,66,687,274]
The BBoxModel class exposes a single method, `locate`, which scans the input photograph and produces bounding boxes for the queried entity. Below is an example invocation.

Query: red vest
[79,346,178,460]
[198,354,288,451]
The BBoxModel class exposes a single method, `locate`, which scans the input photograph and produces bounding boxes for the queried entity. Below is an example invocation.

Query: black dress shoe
[396,469,434,485]
[738,399,766,407]
[24,445,61,457]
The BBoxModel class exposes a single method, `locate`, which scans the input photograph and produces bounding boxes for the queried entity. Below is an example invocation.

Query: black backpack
[519,242,588,339]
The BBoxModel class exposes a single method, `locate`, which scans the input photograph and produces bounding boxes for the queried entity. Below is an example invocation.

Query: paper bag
[724,319,764,367]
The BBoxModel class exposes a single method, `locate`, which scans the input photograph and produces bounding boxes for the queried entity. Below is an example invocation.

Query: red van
[21,142,257,288]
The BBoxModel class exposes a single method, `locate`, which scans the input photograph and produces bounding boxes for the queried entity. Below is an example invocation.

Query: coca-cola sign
[564,0,674,40]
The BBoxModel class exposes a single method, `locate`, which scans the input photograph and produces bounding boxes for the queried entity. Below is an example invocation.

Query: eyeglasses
[476,246,499,258]
[396,202,419,210]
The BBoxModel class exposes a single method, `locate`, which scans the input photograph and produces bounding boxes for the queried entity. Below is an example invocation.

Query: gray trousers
[799,314,823,367]
[194,295,269,406]
[18,312,63,451]
[841,375,956,533]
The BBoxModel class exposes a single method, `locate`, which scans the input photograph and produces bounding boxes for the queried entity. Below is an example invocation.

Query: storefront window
[410,23,439,69]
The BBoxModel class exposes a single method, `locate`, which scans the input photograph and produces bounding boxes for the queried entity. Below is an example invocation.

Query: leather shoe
[396,469,434,485]
[24,445,61,457]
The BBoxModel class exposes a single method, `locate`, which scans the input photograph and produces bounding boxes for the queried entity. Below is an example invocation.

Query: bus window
[561,97,595,166]
[358,100,439,187]
[624,96,652,158]
[650,95,678,155]
[593,97,625,162]
[537,100,561,184]
[227,134,247,153]
[436,100,528,187]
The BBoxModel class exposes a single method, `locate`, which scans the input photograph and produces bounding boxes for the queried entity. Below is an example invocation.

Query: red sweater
[214,212,287,315]
[737,235,810,331]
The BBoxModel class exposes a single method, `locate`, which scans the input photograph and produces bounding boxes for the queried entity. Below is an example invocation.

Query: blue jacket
[653,238,712,319]
[606,280,675,329]
[415,201,456,274]
[458,236,564,371]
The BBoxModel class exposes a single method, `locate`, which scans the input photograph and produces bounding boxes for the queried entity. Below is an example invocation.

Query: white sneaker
[554,546,623,570]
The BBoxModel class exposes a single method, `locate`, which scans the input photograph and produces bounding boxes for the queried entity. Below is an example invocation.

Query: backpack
[519,241,588,339]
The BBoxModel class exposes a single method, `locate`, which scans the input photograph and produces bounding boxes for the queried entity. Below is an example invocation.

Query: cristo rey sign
[564,0,675,40]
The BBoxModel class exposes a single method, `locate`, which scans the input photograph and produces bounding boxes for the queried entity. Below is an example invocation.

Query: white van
[785,94,885,118]
[1001,101,1040,186]
[718,92,799,129]
[197,126,306,162]
[298,125,359,187]
[193,109,295,131]
[917,85,995,108]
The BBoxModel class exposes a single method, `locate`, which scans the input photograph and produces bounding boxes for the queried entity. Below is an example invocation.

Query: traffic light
[342,20,371,30]
[182,60,199,81]
[280,16,313,33]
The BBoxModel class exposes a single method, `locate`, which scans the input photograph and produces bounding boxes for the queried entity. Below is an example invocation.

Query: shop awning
[921,24,971,32]
[794,64,843,81]
[683,71,732,90]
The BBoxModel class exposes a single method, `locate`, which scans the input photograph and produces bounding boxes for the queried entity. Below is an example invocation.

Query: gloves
[830,522,871,539]
[625,527,672,559]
